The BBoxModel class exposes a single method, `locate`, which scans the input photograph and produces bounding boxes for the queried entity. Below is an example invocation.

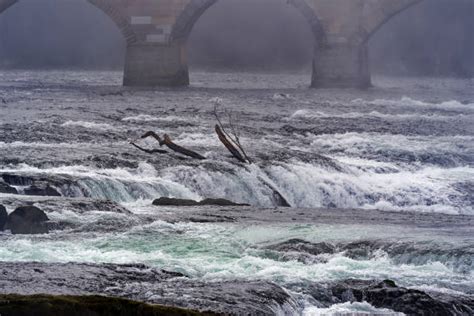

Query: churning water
[0,70,473,315]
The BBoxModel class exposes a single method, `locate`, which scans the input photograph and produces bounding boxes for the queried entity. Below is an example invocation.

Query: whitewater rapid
[0,71,473,315]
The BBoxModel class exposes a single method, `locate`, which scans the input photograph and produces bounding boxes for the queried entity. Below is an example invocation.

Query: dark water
[0,70,473,315]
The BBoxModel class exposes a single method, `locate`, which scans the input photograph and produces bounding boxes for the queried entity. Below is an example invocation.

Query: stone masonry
[0,0,422,88]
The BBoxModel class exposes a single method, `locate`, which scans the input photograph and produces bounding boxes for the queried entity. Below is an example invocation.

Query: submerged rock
[0,262,295,315]
[6,206,49,234]
[153,197,250,207]
[0,181,18,194]
[326,279,474,316]
[0,205,7,230]
[0,294,211,316]
[1,174,62,197]
[24,183,61,197]
[267,239,336,256]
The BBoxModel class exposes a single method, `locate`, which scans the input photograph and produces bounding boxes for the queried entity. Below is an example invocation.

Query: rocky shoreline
[0,262,472,315]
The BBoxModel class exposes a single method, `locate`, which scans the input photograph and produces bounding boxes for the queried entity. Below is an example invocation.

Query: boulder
[0,205,7,231]
[153,197,200,206]
[0,181,18,194]
[329,279,473,315]
[6,206,49,234]
[152,197,249,207]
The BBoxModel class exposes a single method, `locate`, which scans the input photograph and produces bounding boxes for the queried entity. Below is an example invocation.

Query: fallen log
[215,125,247,163]
[162,134,206,160]
[140,131,165,146]
[130,142,167,154]
[132,131,206,160]
[213,104,252,164]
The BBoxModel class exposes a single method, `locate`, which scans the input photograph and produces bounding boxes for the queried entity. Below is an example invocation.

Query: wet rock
[0,205,7,230]
[24,182,61,197]
[153,197,249,207]
[267,239,336,256]
[0,294,210,316]
[2,174,33,186]
[153,197,200,206]
[0,181,18,194]
[264,238,474,273]
[199,198,250,206]
[6,206,49,234]
[0,197,139,233]
[328,279,474,316]
[67,199,132,215]
[0,262,294,315]
[1,174,67,197]
[265,239,337,264]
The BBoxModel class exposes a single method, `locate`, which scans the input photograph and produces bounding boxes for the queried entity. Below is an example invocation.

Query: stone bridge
[0,0,422,88]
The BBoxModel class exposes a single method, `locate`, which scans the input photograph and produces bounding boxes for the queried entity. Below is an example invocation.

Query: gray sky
[0,0,472,77]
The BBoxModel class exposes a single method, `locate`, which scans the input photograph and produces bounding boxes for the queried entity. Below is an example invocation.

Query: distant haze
[0,0,472,77]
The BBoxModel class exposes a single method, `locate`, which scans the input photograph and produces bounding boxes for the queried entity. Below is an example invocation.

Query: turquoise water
[1,217,472,296]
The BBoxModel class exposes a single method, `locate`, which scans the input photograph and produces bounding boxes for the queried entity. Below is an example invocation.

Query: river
[0,70,473,315]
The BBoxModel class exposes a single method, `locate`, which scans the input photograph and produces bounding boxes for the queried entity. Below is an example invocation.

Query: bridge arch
[167,0,325,87]
[86,0,137,45]
[361,0,424,44]
[0,0,128,69]
[0,0,136,45]
[171,0,326,46]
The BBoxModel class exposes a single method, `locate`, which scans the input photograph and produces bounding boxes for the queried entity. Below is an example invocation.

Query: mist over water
[0,0,472,77]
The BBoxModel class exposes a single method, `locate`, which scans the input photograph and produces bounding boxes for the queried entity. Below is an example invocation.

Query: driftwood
[215,125,246,163]
[131,131,206,160]
[140,131,165,146]
[130,142,167,154]
[162,134,206,160]
[213,104,252,164]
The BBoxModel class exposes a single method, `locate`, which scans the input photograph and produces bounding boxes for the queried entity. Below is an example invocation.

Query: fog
[0,0,472,77]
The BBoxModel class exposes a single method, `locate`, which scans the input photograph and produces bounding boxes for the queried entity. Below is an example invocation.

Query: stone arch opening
[171,0,324,87]
[0,0,128,70]
[368,0,473,78]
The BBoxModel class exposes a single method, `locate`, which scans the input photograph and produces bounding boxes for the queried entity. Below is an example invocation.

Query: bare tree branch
[215,124,247,163]
[132,131,206,160]
[162,134,206,160]
[130,142,167,154]
[213,104,252,164]
[140,131,165,146]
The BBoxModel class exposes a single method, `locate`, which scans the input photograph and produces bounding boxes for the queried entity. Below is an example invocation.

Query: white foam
[290,109,474,121]
[122,114,190,122]
[0,141,122,149]
[61,120,116,131]
[266,162,473,214]
[355,96,474,112]
[0,162,200,202]
[303,301,404,316]
[272,93,292,100]
[1,223,470,294]
[307,132,473,163]
[1,158,471,214]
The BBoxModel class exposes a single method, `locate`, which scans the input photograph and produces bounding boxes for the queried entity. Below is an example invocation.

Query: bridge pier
[123,43,189,87]
[312,42,371,89]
